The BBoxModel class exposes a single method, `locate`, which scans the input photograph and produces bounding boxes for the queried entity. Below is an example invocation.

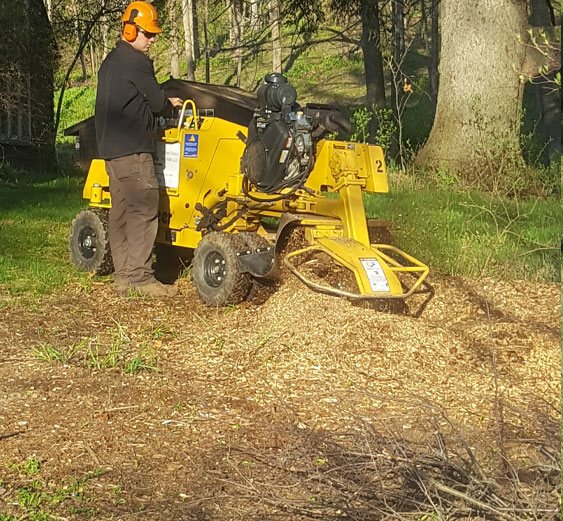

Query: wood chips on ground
[0,273,560,520]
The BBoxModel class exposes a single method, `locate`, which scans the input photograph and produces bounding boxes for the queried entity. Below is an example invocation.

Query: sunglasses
[138,28,157,39]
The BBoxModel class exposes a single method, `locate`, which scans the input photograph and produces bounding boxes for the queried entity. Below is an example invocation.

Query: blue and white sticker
[183,133,199,158]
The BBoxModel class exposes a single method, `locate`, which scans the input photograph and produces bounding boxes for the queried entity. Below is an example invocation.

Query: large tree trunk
[415,0,530,173]
[360,0,385,110]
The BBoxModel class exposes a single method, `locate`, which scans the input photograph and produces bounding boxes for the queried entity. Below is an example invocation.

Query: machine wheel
[68,208,113,275]
[192,232,252,306]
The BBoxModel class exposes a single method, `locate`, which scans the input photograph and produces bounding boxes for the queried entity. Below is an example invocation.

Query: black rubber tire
[68,208,113,275]
[192,232,252,306]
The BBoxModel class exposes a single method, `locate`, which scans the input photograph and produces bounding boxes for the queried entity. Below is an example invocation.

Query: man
[95,1,183,297]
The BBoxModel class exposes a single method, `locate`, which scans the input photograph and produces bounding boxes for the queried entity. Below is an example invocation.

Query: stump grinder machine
[69,73,428,306]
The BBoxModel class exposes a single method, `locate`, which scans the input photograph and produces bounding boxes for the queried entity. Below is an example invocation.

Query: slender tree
[181,0,196,80]
[269,0,282,72]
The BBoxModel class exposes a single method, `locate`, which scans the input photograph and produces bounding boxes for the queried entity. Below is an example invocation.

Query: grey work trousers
[106,153,159,286]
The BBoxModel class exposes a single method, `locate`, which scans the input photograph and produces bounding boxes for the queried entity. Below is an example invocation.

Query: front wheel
[192,232,251,306]
[68,208,113,275]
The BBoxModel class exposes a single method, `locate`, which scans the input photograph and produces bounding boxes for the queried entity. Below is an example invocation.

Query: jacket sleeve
[131,57,169,113]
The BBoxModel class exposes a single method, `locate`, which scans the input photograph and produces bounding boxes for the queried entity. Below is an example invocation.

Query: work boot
[113,280,130,296]
[133,281,178,298]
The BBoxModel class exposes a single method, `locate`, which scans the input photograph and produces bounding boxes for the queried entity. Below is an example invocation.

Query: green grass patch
[55,84,97,144]
[1,463,103,521]
[365,185,561,283]
[0,176,89,299]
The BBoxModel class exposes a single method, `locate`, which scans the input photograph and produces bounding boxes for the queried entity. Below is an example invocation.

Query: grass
[1,461,103,521]
[0,168,559,308]
[0,176,90,299]
[364,183,561,282]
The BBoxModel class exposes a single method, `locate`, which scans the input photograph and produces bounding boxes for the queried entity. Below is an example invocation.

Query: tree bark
[360,0,385,109]
[168,0,180,77]
[530,0,560,163]
[428,0,439,113]
[391,0,405,118]
[250,0,260,30]
[231,0,244,86]
[181,0,196,80]
[415,0,531,173]
[192,0,200,60]
[203,0,210,82]
[269,0,282,72]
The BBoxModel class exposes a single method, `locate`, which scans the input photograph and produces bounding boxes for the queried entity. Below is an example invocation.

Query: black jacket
[95,40,169,159]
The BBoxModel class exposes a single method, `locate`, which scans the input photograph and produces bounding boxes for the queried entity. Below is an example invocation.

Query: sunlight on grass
[364,188,560,283]
[0,178,89,297]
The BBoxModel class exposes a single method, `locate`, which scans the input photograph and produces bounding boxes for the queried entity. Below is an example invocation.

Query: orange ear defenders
[122,9,139,42]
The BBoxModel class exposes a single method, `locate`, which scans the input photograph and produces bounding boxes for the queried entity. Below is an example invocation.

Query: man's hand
[168,97,183,108]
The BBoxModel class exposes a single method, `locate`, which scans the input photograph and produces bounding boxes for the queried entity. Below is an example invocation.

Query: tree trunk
[391,0,405,118]
[231,0,244,86]
[269,0,282,72]
[428,0,439,113]
[360,0,386,110]
[192,0,200,60]
[71,0,87,82]
[415,0,530,173]
[203,0,210,82]
[181,0,196,80]
[100,15,109,60]
[168,0,180,77]
[250,0,260,30]
[89,42,96,77]
[530,0,560,163]
[43,0,51,21]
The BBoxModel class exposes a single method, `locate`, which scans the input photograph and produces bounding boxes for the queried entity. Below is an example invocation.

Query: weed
[10,456,41,476]
[349,106,396,151]
[151,323,176,338]
[31,339,86,365]
[124,350,159,374]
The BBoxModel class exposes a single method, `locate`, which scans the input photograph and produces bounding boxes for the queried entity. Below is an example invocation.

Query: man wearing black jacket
[95,1,183,297]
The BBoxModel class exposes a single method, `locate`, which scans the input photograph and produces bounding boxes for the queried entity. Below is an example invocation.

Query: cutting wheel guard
[283,242,429,300]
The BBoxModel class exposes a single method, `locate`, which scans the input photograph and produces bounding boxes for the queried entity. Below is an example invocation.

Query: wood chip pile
[0,273,560,520]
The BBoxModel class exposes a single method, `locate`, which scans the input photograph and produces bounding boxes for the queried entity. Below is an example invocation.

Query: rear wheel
[192,232,252,306]
[68,208,113,275]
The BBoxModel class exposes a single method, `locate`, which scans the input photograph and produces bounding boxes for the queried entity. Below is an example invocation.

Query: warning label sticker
[183,133,199,158]
[359,258,390,293]
[154,142,181,189]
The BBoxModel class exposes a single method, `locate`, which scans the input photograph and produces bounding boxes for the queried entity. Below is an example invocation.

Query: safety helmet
[121,1,162,35]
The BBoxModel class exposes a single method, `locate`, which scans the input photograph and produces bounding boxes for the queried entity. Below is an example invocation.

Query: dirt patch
[0,274,560,520]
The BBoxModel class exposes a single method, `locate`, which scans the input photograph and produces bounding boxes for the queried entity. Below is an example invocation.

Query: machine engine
[242,73,350,194]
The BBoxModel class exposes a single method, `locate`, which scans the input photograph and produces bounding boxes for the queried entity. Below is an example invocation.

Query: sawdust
[0,273,560,520]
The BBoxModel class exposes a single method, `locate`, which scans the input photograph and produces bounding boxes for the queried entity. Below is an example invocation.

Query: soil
[0,272,560,520]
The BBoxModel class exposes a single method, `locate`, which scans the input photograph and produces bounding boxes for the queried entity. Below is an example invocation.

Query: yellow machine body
[82,101,428,300]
